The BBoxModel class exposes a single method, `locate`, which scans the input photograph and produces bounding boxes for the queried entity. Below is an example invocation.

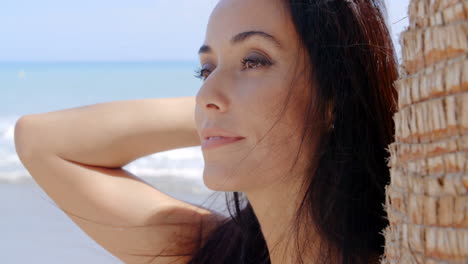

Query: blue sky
[0,0,409,62]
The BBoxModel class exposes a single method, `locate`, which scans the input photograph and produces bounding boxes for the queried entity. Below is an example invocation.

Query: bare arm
[15,96,201,168]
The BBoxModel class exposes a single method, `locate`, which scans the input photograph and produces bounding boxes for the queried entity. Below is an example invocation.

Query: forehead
[205,0,297,49]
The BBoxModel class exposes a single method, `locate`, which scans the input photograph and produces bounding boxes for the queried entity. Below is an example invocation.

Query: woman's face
[195,0,312,192]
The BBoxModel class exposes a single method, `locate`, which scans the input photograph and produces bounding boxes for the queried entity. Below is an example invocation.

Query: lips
[200,127,245,150]
[201,127,245,141]
[201,136,245,150]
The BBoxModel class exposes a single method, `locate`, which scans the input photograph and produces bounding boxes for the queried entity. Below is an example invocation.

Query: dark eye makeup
[194,54,273,81]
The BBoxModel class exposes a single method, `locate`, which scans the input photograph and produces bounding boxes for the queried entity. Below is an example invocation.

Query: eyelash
[194,56,273,81]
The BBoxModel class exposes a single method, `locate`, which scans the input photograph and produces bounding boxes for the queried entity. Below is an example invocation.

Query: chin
[202,166,244,192]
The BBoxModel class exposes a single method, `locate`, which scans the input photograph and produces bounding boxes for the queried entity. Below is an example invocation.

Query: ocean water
[0,61,226,263]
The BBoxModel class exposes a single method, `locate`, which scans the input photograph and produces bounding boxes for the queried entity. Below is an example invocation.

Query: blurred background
[0,0,409,263]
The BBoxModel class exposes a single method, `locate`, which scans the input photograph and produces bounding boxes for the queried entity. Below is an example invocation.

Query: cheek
[237,77,290,125]
[236,75,303,149]
[239,78,304,162]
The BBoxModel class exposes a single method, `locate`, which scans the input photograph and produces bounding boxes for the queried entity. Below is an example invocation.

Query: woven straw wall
[381,0,467,263]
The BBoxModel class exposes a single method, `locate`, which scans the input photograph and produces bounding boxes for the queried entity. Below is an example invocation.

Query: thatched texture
[381,0,468,263]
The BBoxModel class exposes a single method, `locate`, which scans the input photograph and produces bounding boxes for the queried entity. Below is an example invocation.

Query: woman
[14,0,398,263]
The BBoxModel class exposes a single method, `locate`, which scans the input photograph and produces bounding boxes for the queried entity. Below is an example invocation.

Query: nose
[206,103,220,110]
[195,71,229,114]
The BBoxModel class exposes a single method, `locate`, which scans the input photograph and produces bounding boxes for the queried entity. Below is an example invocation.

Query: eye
[241,55,273,70]
[194,55,273,81]
[194,64,213,81]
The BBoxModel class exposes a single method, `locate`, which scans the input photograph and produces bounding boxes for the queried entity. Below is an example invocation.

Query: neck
[245,173,318,264]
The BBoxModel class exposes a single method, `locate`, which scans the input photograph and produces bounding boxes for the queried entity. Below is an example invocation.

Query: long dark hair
[187,0,399,263]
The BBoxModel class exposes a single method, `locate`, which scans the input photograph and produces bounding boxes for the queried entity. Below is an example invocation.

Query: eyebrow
[198,30,282,55]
